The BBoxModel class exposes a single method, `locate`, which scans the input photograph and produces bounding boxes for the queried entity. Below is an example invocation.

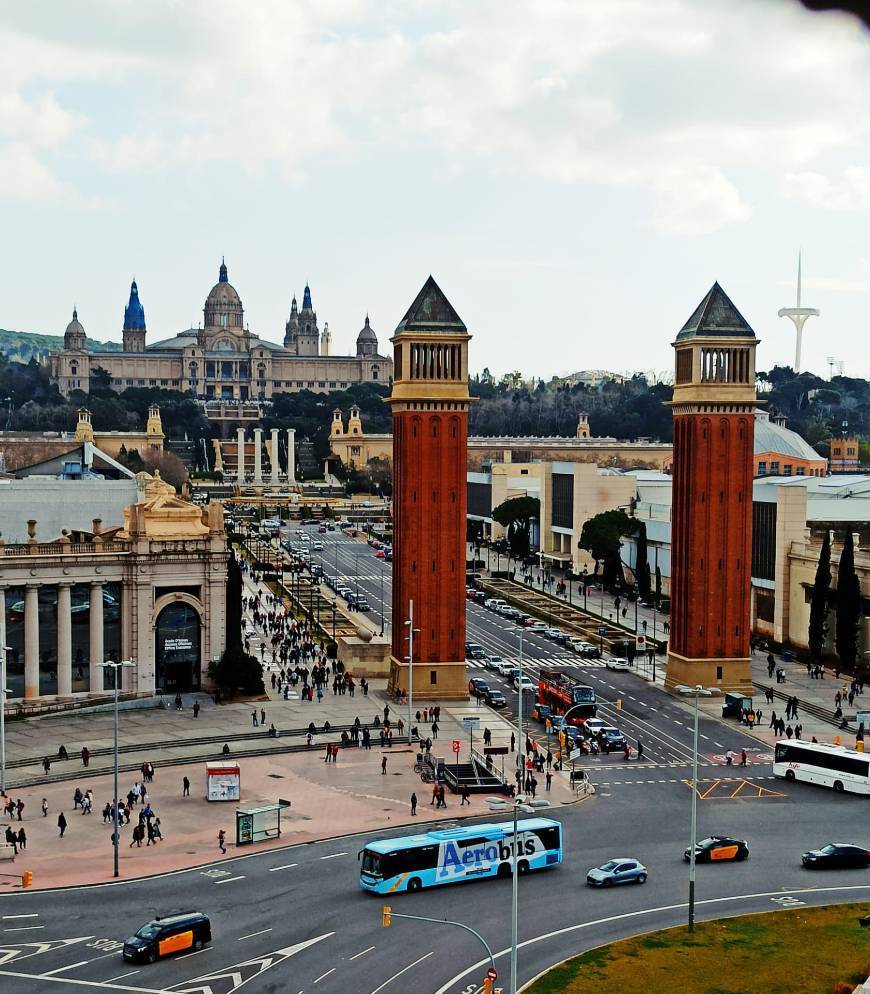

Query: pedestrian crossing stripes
[466,656,607,671]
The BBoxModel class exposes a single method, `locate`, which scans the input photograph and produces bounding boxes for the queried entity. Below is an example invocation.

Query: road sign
[462,717,481,730]
[598,627,607,636]
[636,635,646,651]
[452,740,461,754]
[569,748,582,761]
[484,746,509,755]
[857,709,870,728]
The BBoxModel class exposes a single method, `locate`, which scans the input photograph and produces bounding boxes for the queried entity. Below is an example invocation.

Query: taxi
[123,912,211,964]
[684,836,749,863]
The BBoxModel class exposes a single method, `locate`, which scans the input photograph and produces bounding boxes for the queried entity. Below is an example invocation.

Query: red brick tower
[388,277,471,700]
[666,283,759,692]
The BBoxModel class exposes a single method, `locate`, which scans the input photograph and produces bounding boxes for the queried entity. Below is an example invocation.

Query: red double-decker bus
[537,669,597,725]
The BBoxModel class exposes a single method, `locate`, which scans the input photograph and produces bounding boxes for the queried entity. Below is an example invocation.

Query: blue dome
[123,280,146,331]
[302,283,313,311]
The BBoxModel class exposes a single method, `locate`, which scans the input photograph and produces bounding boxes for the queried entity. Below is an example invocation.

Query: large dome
[204,259,244,329]
[356,314,378,357]
[65,308,85,338]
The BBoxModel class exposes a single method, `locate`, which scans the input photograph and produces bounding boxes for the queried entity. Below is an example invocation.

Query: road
[2,528,867,994]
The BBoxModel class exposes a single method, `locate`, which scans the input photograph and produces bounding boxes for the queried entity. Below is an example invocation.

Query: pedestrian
[545,770,552,791]
[637,739,644,761]
[41,798,48,818]
[43,757,51,775]
[252,710,258,727]
[81,747,90,767]
[795,723,803,739]
[193,701,200,719]
[725,750,733,766]
[325,742,332,764]
[437,785,447,809]
[460,784,470,806]
[16,798,24,821]
[260,708,266,726]
[381,755,388,775]
[57,812,67,837]
[332,743,339,764]
[182,776,190,797]
[17,827,26,850]
[218,829,227,854]
[740,749,747,767]
[510,732,516,752]
[769,710,777,729]
[786,724,794,739]
[431,721,439,740]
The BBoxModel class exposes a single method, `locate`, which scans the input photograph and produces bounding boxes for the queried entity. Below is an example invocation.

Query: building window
[430,671,437,685]
[318,382,326,388]
[329,382,337,388]
[783,464,793,476]
[770,461,780,474]
[796,466,805,476]
[757,461,766,475]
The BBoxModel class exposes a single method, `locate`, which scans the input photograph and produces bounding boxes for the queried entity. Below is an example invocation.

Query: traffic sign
[636,635,646,651]
[598,627,606,636]
[462,717,481,730]
[569,748,582,761]
[452,740,461,754]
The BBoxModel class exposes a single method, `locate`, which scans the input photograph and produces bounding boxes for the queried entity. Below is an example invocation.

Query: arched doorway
[155,602,202,693]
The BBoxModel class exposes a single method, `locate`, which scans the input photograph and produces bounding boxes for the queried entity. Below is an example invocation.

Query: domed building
[50,261,391,401]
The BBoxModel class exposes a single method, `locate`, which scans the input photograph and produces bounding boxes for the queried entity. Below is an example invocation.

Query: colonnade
[234,427,296,484]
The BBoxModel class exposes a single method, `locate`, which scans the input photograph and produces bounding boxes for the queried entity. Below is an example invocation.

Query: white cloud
[784,168,870,210]
[651,162,751,236]
[0,142,101,208]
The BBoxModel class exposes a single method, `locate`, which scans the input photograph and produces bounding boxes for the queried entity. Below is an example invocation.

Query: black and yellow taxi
[684,836,749,863]
[123,912,212,964]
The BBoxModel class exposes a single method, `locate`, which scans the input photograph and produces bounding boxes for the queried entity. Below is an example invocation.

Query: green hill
[0,328,121,362]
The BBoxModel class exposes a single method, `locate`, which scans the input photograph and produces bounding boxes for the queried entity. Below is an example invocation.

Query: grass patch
[526,903,870,994]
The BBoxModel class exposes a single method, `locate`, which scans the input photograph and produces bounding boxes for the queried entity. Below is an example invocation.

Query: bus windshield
[572,687,595,704]
[360,850,382,877]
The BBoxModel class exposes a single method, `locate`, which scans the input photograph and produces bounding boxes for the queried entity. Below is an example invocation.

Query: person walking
[81,747,90,767]
[545,770,552,791]
[218,829,227,854]
[437,785,447,809]
[431,782,439,806]
[16,827,26,851]
[740,749,747,767]
[43,757,51,775]
[182,776,190,797]
[193,701,200,719]
[460,784,470,806]
[636,739,644,762]
[381,756,388,775]
[431,721,439,740]
[410,792,418,816]
[41,798,48,818]
[252,710,259,727]
[57,812,67,838]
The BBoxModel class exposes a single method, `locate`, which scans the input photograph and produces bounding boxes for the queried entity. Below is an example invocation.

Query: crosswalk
[466,655,607,671]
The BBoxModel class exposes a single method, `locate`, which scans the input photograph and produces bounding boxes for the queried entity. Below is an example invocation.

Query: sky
[1,0,869,380]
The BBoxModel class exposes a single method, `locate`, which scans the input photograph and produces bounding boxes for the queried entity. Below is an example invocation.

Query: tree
[90,366,113,396]
[835,529,862,674]
[578,508,633,587]
[225,552,243,653]
[808,529,831,661]
[207,646,264,697]
[143,449,188,490]
[655,565,662,606]
[491,496,540,559]
[634,521,651,598]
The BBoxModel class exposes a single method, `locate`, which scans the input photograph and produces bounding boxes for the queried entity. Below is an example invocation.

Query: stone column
[270,428,280,486]
[253,427,263,484]
[56,582,73,696]
[213,440,224,473]
[24,584,40,700]
[286,428,296,483]
[89,582,104,693]
[236,427,246,481]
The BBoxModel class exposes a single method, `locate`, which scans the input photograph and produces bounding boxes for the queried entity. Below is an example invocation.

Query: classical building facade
[666,283,758,692]
[49,262,391,400]
[0,474,228,702]
[388,277,470,700]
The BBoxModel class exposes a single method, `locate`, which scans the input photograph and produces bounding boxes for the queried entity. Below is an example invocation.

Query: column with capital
[236,427,246,481]
[89,582,104,692]
[286,428,296,484]
[57,582,73,696]
[253,427,263,484]
[24,584,40,699]
[270,428,280,486]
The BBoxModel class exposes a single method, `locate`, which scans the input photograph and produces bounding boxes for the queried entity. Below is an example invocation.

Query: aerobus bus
[773,739,870,794]
[358,818,562,894]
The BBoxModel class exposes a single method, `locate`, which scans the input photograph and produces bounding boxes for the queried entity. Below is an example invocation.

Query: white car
[605,658,631,672]
[513,675,536,693]
[583,719,609,739]
[496,660,515,677]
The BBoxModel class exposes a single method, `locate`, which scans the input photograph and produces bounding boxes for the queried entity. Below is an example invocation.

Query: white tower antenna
[777,250,819,373]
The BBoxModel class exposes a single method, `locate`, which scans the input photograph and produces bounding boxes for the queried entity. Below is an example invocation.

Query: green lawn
[527,903,870,994]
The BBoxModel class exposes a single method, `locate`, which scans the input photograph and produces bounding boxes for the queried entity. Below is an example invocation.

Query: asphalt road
[2,529,867,994]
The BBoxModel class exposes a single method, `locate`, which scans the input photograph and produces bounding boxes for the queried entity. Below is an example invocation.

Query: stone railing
[0,541,129,557]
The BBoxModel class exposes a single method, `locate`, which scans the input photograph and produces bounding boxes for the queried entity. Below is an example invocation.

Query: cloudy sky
[1,0,868,379]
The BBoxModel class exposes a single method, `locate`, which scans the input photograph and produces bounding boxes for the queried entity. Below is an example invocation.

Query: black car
[802,843,870,869]
[684,836,749,863]
[468,678,490,698]
[484,689,508,709]
[123,912,211,964]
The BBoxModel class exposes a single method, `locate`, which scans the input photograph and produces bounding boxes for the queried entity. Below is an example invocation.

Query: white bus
[773,739,870,794]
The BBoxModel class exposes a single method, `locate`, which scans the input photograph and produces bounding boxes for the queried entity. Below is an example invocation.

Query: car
[684,836,749,863]
[466,644,487,660]
[544,628,567,642]
[469,678,490,698]
[375,549,386,559]
[310,564,323,578]
[532,703,552,723]
[570,639,600,657]
[514,613,532,626]
[484,598,506,611]
[527,621,548,633]
[605,658,631,672]
[123,912,212,963]
[244,626,257,639]
[312,541,324,551]
[801,844,870,869]
[513,675,536,693]
[484,689,508,709]
[501,606,522,620]
[485,656,505,672]
[318,525,328,533]
[350,597,371,612]
[599,726,627,750]
[586,858,647,887]
[466,588,477,600]
[496,660,515,677]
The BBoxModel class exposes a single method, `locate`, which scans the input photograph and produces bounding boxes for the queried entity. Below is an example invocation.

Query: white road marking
[370,950,435,994]
[320,852,348,860]
[4,925,45,931]
[269,863,299,872]
[0,968,165,991]
[176,946,212,959]
[216,875,247,884]
[41,961,90,976]
[350,945,376,960]
[103,972,139,983]
[239,928,273,940]
[314,967,336,983]
[2,914,39,920]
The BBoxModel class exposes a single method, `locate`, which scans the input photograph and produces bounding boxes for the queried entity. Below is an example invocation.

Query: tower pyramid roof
[395,275,466,334]
[676,282,755,341]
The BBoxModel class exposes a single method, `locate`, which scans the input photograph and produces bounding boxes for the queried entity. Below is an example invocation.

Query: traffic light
[22,871,33,888]
[382,905,391,928]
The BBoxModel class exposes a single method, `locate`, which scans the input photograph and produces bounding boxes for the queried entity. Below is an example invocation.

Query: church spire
[302,283,313,311]
[219,257,228,283]
[123,278,146,331]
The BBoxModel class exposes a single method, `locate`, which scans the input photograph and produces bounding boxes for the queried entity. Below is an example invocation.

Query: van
[123,912,211,964]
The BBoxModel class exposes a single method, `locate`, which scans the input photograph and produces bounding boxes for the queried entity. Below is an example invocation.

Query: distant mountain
[0,328,121,362]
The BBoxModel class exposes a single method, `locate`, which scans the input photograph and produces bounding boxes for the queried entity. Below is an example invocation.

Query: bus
[773,739,870,794]
[537,670,597,725]
[358,818,562,894]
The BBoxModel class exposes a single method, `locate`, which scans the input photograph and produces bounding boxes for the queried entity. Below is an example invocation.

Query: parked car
[801,844,870,869]
[586,859,647,887]
[350,597,371,612]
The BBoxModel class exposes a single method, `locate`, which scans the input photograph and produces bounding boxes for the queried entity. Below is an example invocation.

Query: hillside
[0,328,121,361]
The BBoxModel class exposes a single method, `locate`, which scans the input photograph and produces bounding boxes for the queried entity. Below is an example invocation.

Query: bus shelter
[236,800,291,846]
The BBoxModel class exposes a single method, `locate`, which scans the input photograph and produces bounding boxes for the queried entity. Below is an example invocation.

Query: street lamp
[0,645,11,793]
[679,684,712,932]
[404,600,420,746]
[98,658,136,878]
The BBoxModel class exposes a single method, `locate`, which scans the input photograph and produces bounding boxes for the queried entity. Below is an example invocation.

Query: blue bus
[358,818,562,894]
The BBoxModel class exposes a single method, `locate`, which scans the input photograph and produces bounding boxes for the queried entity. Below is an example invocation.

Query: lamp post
[633,581,639,634]
[0,645,12,794]
[582,567,588,613]
[679,684,712,932]
[405,601,419,745]
[99,658,136,878]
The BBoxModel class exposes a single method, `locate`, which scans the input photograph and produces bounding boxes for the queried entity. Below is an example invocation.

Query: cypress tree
[807,530,831,661]
[835,529,861,673]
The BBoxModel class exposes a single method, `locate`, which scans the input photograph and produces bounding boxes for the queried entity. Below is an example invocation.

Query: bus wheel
[785,770,795,781]
[833,780,844,793]
[407,877,422,892]
[497,863,511,879]
[518,860,530,875]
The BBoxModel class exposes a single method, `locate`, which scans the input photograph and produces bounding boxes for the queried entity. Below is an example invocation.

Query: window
[430,670,437,685]
[783,464,793,476]
[770,461,780,475]
[329,382,337,388]
[797,467,805,476]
